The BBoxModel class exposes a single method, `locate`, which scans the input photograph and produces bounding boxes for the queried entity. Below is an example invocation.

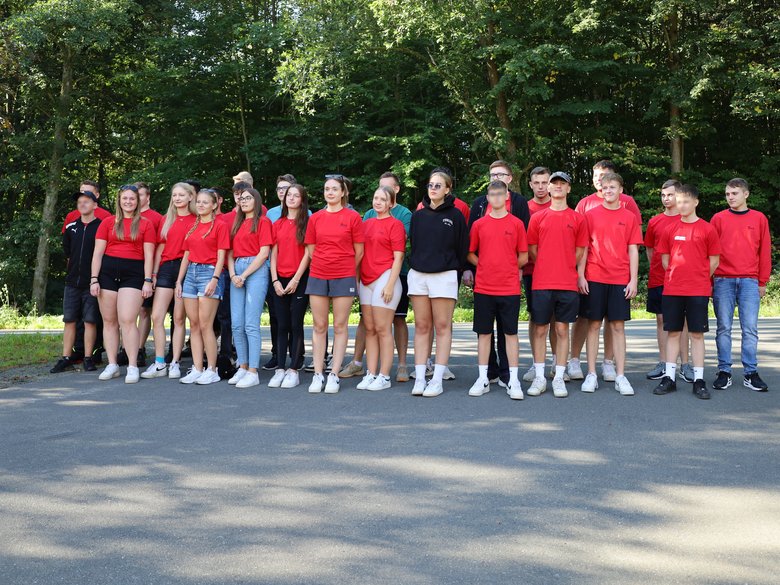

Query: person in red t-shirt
[62,180,112,233]
[141,182,196,381]
[270,184,312,389]
[710,178,771,392]
[304,176,365,393]
[653,184,721,400]
[355,186,406,392]
[175,189,231,385]
[90,185,156,384]
[466,180,528,399]
[578,172,642,396]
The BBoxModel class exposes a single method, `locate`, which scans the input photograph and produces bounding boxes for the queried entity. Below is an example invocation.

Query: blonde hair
[114,186,142,241]
[374,185,396,207]
[161,182,197,239]
[185,190,219,240]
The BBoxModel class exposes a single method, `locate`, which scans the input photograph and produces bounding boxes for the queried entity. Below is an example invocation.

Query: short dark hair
[489,160,513,173]
[380,171,400,186]
[600,172,623,187]
[487,180,508,193]
[676,184,699,200]
[232,181,252,193]
[134,181,149,192]
[183,179,201,193]
[726,178,749,191]
[662,179,682,190]
[276,174,297,185]
[80,179,99,193]
[529,166,551,179]
[593,160,618,172]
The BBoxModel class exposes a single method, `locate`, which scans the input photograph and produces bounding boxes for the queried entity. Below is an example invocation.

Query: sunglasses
[427,182,444,190]
[119,184,139,192]
[325,174,345,180]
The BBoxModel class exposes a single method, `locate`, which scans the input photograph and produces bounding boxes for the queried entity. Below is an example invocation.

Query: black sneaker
[91,348,104,365]
[713,371,732,390]
[137,348,147,367]
[653,376,677,395]
[69,350,84,364]
[50,357,75,374]
[181,342,192,358]
[82,356,97,371]
[117,347,129,366]
[262,356,278,371]
[743,372,768,392]
[693,379,711,400]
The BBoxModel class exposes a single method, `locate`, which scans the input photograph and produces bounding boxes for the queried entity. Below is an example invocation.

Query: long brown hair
[231,187,264,238]
[114,186,142,240]
[281,183,310,245]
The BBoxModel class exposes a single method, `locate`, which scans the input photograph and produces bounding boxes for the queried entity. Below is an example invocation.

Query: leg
[554,321,569,366]
[244,266,269,372]
[532,323,549,364]
[151,288,175,360]
[431,297,457,366]
[665,331,682,369]
[713,278,736,373]
[393,315,409,367]
[116,288,144,367]
[266,285,278,363]
[171,297,186,362]
[410,295,432,366]
[138,306,151,349]
[495,316,510,382]
[689,332,705,369]
[361,305,379,375]
[353,317,367,363]
[609,320,626,376]
[84,323,96,357]
[198,297,221,370]
[273,281,293,369]
[603,319,614,361]
[570,316,588,361]
[309,295,330,374]
[98,290,119,364]
[373,307,396,377]
[231,282,249,369]
[655,314,667,362]
[289,281,309,370]
[62,322,77,358]
[679,322,690,364]
[477,333,492,368]
[504,334,519,368]
[330,296,354,374]
[585,319,601,375]
[737,278,760,374]
[184,298,203,370]
[218,285,232,358]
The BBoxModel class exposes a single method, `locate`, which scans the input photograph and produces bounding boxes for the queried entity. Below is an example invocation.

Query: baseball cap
[549,171,572,183]
[74,190,98,202]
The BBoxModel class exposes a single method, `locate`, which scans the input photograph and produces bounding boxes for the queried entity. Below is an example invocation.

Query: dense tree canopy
[1,0,778,310]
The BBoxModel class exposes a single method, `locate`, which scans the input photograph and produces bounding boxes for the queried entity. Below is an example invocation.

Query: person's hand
[231,274,245,289]
[151,275,157,290]
[759,286,767,298]
[175,282,183,299]
[283,278,299,295]
[90,282,100,297]
[273,280,285,296]
[624,279,637,300]
[141,282,153,298]
[578,275,589,295]
[205,278,217,296]
[462,270,474,287]
[381,283,394,304]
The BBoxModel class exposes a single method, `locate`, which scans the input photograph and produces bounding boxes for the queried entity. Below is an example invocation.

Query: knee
[610,321,625,333]
[312,319,328,335]
[434,320,452,335]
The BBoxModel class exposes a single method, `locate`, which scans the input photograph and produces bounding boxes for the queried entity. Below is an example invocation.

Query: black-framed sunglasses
[325,174,345,180]
[427,182,444,190]
[119,184,139,192]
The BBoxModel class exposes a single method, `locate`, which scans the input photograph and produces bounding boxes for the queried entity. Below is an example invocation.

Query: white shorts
[407,269,459,300]
[359,269,402,310]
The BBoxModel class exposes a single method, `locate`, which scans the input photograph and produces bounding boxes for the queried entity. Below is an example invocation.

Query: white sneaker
[308,373,325,393]
[443,366,455,380]
[527,377,547,396]
[468,378,490,397]
[614,375,635,396]
[422,379,443,397]
[507,380,524,400]
[98,363,120,381]
[281,369,300,388]
[522,365,537,382]
[141,362,167,378]
[356,373,377,390]
[236,371,260,388]
[268,369,286,388]
[552,377,568,398]
[180,367,203,384]
[367,374,391,391]
[411,377,426,395]
[410,361,434,379]
[324,372,340,393]
[168,362,181,379]
[567,358,585,380]
[581,372,598,393]
[125,365,140,384]
[196,368,221,385]
[548,364,570,381]
[601,360,617,382]
[228,368,247,385]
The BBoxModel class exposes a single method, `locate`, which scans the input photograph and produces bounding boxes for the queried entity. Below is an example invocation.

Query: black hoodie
[409,194,469,273]
[63,216,102,288]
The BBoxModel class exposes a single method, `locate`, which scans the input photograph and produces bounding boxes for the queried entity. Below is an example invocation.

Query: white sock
[415,364,427,380]
[665,362,676,379]
[354,360,362,367]
[478,365,488,380]
[694,367,704,381]
[433,364,446,383]
[534,363,545,378]
[555,365,566,379]
[509,367,519,382]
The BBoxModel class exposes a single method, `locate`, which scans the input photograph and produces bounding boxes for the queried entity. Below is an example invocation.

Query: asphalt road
[1,319,779,585]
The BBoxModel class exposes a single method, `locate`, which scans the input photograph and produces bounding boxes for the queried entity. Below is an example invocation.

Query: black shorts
[663,295,709,333]
[395,274,410,317]
[531,290,579,324]
[580,282,631,322]
[156,259,181,289]
[98,255,144,292]
[63,285,99,324]
[646,286,663,314]
[473,293,520,335]
[522,275,534,316]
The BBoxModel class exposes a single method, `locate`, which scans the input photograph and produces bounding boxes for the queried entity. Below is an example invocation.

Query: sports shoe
[411,377,426,395]
[236,371,260,388]
[395,364,409,383]
[117,347,129,366]
[468,378,490,397]
[324,372,340,393]
[281,369,300,388]
[422,379,443,397]
[356,373,377,390]
[141,363,168,379]
[552,377,568,398]
[268,369,286,388]
[168,362,181,379]
[262,356,278,371]
[652,376,677,395]
[680,363,695,383]
[137,348,147,368]
[196,368,221,385]
[325,354,334,374]
[308,373,325,393]
[580,372,598,393]
[507,380,524,400]
[646,361,665,380]
[526,377,547,397]
[522,365,536,382]
[713,371,732,390]
[304,360,315,373]
[567,358,585,380]
[443,366,455,380]
[339,362,365,379]
[179,367,203,384]
[601,360,617,382]
[410,361,434,379]
[614,375,635,396]
[743,372,768,392]
[50,357,75,374]
[228,368,248,385]
[692,379,710,400]
[82,356,97,371]
[305,353,329,373]
[367,374,391,391]
[491,377,508,389]
[125,365,140,384]
[98,364,121,380]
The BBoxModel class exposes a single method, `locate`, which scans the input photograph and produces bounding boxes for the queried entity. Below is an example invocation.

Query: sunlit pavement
[1,319,778,585]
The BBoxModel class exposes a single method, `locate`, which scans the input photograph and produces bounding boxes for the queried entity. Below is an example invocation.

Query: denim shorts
[182,262,226,300]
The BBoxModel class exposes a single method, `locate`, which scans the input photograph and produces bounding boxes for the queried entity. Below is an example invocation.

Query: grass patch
[0,333,63,371]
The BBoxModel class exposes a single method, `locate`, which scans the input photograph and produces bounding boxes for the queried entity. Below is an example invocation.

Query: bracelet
[211,275,219,280]
[91,275,98,279]
[272,279,280,284]
[151,272,157,277]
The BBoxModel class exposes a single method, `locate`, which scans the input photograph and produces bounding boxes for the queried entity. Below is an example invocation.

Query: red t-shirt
[361,216,407,285]
[183,220,231,265]
[584,206,643,285]
[644,213,680,289]
[575,192,642,226]
[470,214,528,296]
[272,218,307,278]
[523,198,552,276]
[304,208,365,279]
[217,206,269,229]
[416,197,470,224]
[140,208,164,243]
[232,216,274,258]
[527,207,588,291]
[62,207,111,233]
[96,216,156,260]
[656,218,721,296]
[159,213,197,264]
[710,209,772,285]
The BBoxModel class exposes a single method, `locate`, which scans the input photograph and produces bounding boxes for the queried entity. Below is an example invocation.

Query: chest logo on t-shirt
[617,221,626,227]
[339,221,348,228]
[674,235,686,241]
[566,223,574,230]
[442,218,453,227]
[504,230,513,237]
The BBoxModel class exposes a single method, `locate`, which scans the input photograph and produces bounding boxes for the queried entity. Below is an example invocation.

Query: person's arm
[528,244,538,263]
[204,249,227,296]
[270,245,284,297]
[577,248,589,294]
[759,217,772,297]
[625,244,639,299]
[353,242,364,282]
[709,255,719,277]
[381,250,405,304]
[89,239,107,297]
[646,247,654,264]
[466,252,478,267]
[175,251,190,299]
[283,245,312,295]
[142,242,155,298]
[661,254,670,271]
[518,251,528,269]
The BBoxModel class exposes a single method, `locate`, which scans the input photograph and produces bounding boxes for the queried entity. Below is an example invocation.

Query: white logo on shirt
[442,218,453,227]
[674,236,686,241]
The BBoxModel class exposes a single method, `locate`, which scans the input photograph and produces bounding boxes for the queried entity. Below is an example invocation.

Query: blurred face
[548,179,571,199]
[76,196,97,215]
[372,189,392,214]
[119,189,139,214]
[276,181,292,202]
[285,187,302,209]
[489,166,512,187]
[427,174,450,202]
[675,193,698,217]
[592,167,610,192]
[138,187,150,209]
[79,183,99,199]
[238,190,256,214]
[378,177,400,204]
[196,193,217,217]
[487,187,508,209]
[324,179,344,205]
[661,186,677,210]
[601,179,621,204]
[171,187,192,210]
[529,173,550,200]
[725,185,749,211]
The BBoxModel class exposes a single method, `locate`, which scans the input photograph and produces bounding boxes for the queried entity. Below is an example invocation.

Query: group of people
[52,159,772,400]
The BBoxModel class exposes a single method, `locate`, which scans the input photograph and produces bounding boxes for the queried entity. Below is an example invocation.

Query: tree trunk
[666,9,683,173]
[670,103,683,174]
[484,20,517,162]
[31,48,73,313]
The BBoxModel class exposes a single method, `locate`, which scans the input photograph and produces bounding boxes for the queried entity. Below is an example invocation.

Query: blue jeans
[230,257,270,369]
[713,277,760,374]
